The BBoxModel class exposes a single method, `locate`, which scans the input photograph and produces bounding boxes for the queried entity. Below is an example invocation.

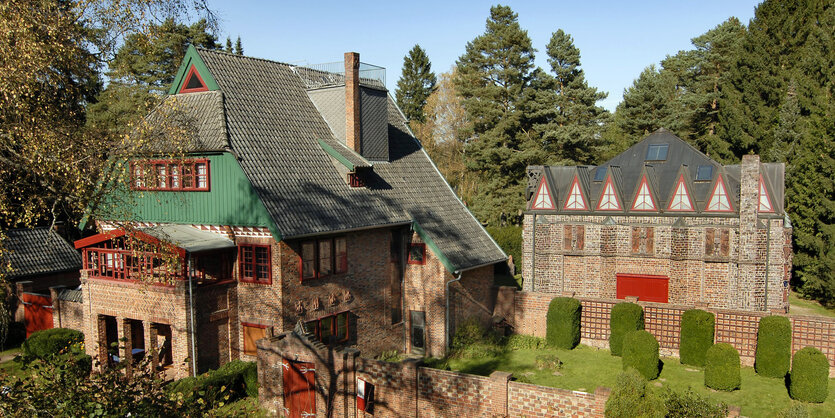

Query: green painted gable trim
[411,220,456,274]
[318,138,357,171]
[169,45,220,95]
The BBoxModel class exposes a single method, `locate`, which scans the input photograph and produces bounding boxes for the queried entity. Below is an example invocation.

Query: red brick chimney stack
[345,52,361,153]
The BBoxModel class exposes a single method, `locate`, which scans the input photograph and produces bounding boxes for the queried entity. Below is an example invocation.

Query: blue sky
[209,1,761,111]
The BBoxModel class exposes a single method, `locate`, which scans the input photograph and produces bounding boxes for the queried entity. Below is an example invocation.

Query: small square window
[645,144,669,161]
[593,166,607,182]
[696,165,713,181]
[407,243,426,265]
[238,244,271,284]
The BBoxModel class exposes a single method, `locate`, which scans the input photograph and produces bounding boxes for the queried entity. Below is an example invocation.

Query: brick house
[72,47,506,378]
[522,128,792,312]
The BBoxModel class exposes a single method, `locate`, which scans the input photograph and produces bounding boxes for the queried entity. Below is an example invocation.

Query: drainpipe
[764,219,771,311]
[187,254,197,377]
[445,272,463,352]
[531,213,537,291]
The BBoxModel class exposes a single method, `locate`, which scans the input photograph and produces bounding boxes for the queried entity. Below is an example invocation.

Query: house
[521,128,792,312]
[1,228,81,336]
[71,47,506,378]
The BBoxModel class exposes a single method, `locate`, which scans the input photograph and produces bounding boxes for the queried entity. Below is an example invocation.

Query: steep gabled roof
[159,48,504,272]
[1,228,81,280]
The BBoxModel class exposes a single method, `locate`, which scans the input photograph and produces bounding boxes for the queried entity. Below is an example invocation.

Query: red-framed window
[407,243,426,265]
[347,172,365,187]
[238,244,272,284]
[300,237,347,281]
[131,159,210,191]
[306,311,349,345]
[242,322,267,356]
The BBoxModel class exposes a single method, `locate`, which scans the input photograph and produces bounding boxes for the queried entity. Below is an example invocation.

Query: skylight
[645,144,669,161]
[594,167,607,182]
[696,165,713,181]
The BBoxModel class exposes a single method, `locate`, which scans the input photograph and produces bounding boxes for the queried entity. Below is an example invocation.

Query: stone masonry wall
[258,331,609,417]
[507,290,835,375]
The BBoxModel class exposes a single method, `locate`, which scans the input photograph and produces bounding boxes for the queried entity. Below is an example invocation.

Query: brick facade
[524,155,792,313]
[502,289,835,376]
[257,331,611,417]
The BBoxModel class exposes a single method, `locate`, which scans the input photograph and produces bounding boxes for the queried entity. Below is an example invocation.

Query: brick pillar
[488,371,512,416]
[593,387,612,416]
[149,323,159,372]
[49,287,61,328]
[345,51,361,153]
[739,155,762,310]
[342,348,360,417]
[401,358,420,416]
[96,315,109,369]
[121,318,133,377]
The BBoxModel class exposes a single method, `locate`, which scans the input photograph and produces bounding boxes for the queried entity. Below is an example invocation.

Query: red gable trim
[531,177,555,210]
[596,175,622,211]
[666,174,695,212]
[179,65,209,93]
[705,174,734,212]
[758,175,774,213]
[563,175,588,210]
[630,175,657,211]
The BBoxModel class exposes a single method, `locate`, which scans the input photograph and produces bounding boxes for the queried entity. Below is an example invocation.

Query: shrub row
[756,315,792,378]
[680,309,714,367]
[789,347,829,403]
[610,302,644,356]
[705,343,740,391]
[22,328,84,359]
[622,330,660,380]
[546,297,581,349]
[169,360,258,403]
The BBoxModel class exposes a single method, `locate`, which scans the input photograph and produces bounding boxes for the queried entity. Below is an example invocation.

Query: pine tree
[394,44,436,123]
[611,65,680,145]
[225,36,232,52]
[454,5,545,223]
[527,29,609,164]
[234,36,243,55]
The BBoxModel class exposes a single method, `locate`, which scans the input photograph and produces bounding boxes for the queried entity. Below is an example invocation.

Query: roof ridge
[195,47,297,69]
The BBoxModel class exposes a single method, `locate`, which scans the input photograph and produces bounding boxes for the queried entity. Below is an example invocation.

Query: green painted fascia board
[168,45,220,94]
[411,220,457,274]
[317,138,356,171]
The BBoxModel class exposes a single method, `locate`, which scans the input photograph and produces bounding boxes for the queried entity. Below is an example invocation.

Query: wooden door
[283,359,315,418]
[616,274,669,303]
[22,293,53,337]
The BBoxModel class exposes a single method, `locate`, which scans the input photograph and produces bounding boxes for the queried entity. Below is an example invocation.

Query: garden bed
[431,344,835,417]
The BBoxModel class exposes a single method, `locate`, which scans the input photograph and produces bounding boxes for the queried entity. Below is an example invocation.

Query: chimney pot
[345,52,361,153]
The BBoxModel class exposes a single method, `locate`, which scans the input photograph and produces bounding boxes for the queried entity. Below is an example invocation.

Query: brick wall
[258,331,610,417]
[50,287,84,332]
[506,290,835,375]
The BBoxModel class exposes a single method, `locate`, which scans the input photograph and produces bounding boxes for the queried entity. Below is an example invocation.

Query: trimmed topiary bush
[22,328,84,359]
[679,309,714,366]
[604,369,666,418]
[169,360,258,404]
[704,343,740,391]
[610,302,644,356]
[622,330,660,380]
[789,346,829,403]
[546,297,581,349]
[755,315,792,378]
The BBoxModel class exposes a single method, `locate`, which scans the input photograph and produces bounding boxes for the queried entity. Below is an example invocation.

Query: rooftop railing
[294,61,386,90]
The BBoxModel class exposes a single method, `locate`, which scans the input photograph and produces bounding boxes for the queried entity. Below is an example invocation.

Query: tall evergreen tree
[611,65,680,143]
[527,29,609,164]
[454,5,545,223]
[225,36,232,52]
[234,36,243,55]
[395,44,437,123]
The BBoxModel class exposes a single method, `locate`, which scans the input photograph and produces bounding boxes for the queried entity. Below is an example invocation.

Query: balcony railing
[294,61,386,90]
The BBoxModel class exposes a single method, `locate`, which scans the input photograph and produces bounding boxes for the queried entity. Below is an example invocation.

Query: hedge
[755,315,792,378]
[679,309,714,367]
[610,302,644,356]
[170,360,258,402]
[22,328,84,359]
[789,347,829,403]
[604,369,665,418]
[704,343,740,391]
[486,226,522,274]
[546,297,581,349]
[622,330,660,380]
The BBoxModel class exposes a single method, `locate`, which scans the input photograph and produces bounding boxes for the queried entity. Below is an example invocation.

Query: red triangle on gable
[531,177,555,210]
[667,174,694,211]
[631,175,657,211]
[180,65,209,93]
[596,175,621,211]
[758,175,774,213]
[564,175,587,210]
[706,174,734,212]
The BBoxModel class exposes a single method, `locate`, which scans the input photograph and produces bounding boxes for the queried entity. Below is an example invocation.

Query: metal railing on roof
[294,61,386,90]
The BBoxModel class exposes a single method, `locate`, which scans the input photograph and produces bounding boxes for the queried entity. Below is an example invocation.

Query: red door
[22,293,54,337]
[283,359,315,418]
[616,274,669,303]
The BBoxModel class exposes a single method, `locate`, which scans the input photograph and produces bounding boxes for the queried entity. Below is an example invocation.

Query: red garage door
[22,293,54,337]
[616,274,669,303]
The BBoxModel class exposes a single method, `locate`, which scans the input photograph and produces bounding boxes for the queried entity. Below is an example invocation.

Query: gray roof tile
[1,228,81,279]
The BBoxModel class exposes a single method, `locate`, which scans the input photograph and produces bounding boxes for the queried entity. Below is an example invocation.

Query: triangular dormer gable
[705,174,734,212]
[630,172,658,212]
[758,174,774,213]
[563,174,588,211]
[169,45,220,95]
[596,173,623,211]
[531,176,556,210]
[666,170,695,212]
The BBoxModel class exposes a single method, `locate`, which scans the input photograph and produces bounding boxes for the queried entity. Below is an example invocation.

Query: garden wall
[257,331,610,417]
[503,288,835,375]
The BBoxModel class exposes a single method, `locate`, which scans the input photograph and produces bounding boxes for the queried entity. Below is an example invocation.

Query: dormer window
[131,159,209,191]
[348,172,365,188]
[645,144,669,161]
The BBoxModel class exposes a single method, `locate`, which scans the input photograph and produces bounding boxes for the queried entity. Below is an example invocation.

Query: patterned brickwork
[714,310,764,360]
[508,382,608,418]
[790,316,835,368]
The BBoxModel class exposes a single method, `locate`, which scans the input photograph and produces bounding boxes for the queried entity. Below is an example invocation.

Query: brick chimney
[345,52,361,153]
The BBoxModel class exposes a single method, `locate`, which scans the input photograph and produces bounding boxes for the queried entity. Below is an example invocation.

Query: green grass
[789,291,835,318]
[210,396,269,417]
[439,344,835,417]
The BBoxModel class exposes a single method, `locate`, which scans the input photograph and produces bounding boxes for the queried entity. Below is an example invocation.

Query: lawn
[789,291,835,318]
[439,344,835,418]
